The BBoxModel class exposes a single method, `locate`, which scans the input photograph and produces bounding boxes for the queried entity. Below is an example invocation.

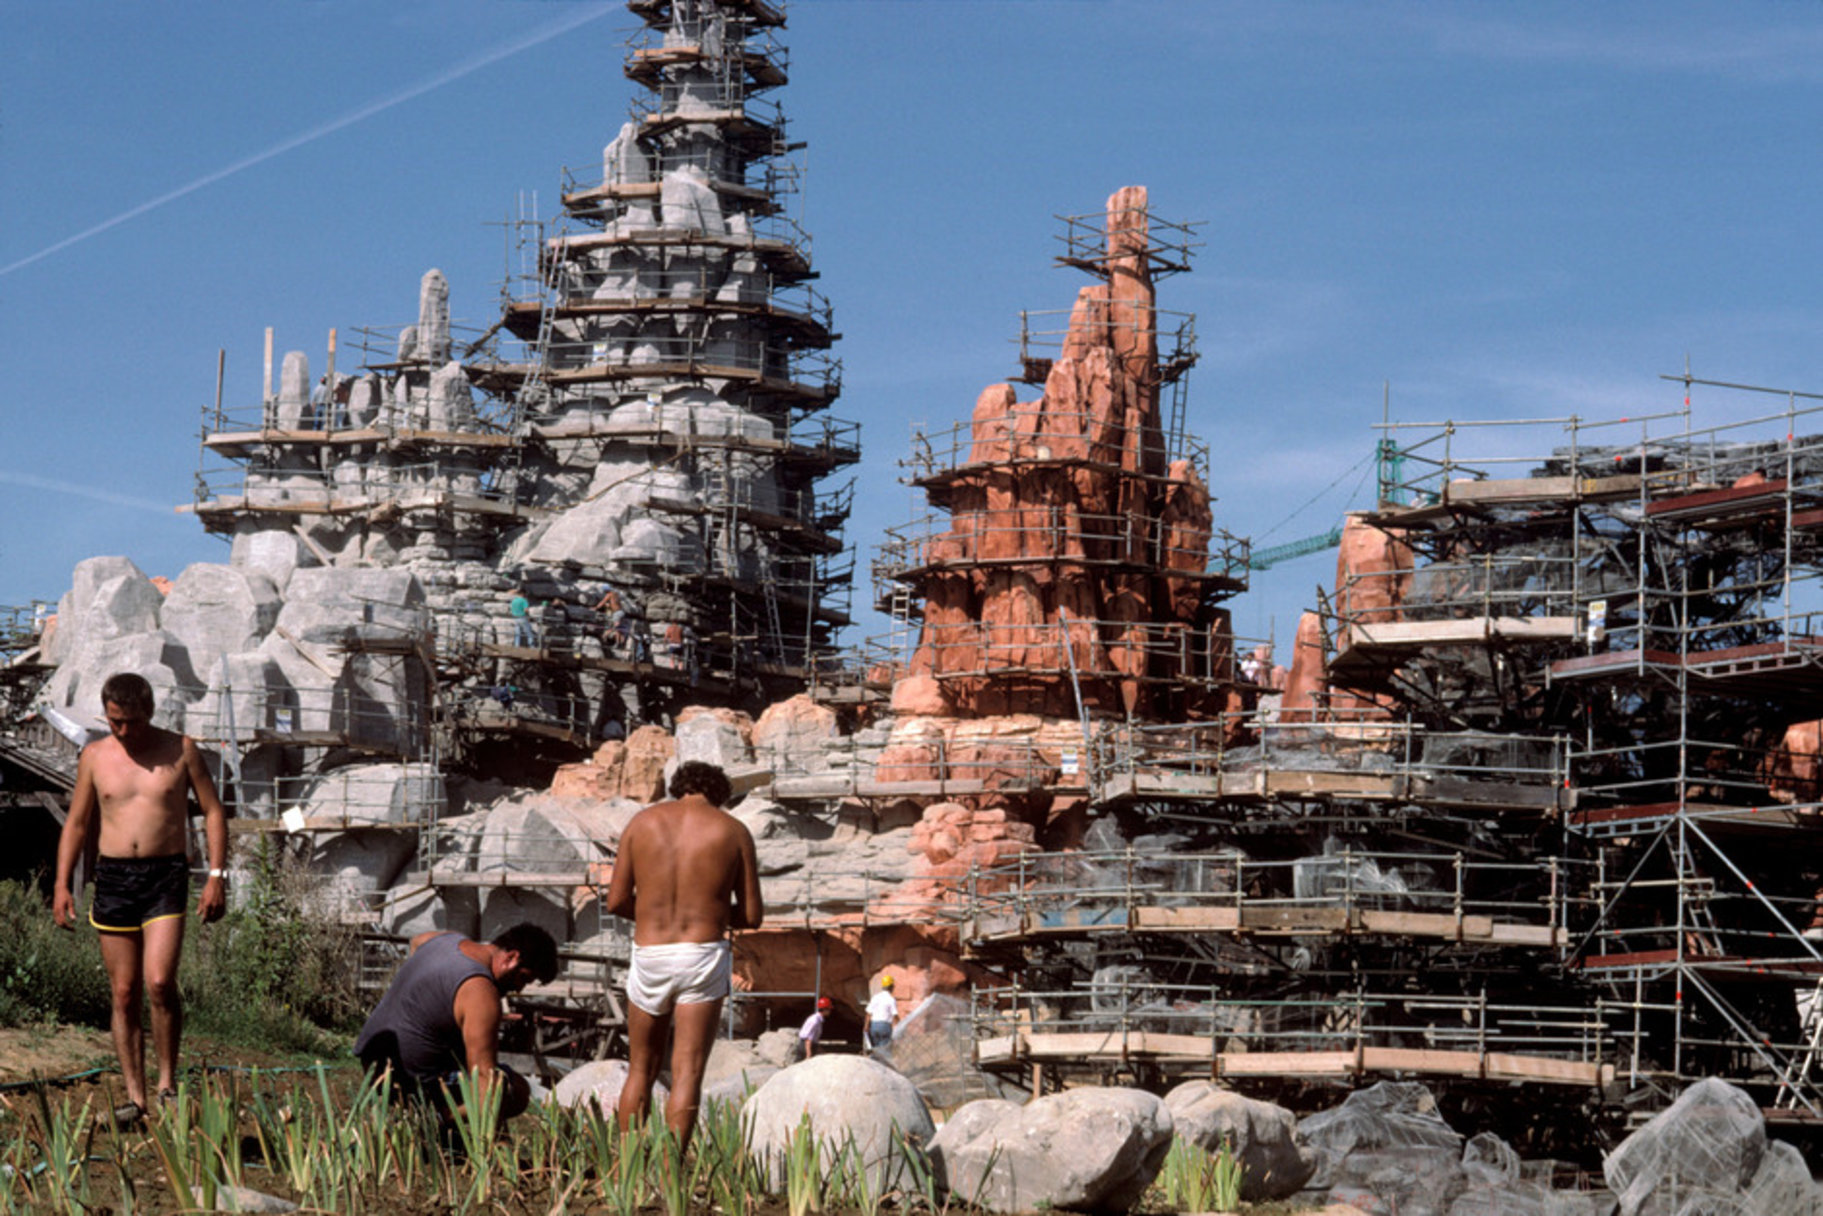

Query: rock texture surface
[897,187,1237,724]
[741,1055,935,1195]
[1163,1080,1317,1201]
[927,1087,1174,1215]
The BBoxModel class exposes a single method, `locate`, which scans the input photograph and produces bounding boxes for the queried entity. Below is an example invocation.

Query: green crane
[1245,438,1410,571]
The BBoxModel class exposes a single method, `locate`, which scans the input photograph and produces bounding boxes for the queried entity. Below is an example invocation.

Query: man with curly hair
[607,761,763,1150]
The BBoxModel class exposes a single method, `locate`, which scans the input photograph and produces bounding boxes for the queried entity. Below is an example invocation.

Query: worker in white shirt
[865,974,899,1054]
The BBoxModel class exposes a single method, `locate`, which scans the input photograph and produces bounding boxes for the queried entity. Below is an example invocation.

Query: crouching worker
[354,923,559,1124]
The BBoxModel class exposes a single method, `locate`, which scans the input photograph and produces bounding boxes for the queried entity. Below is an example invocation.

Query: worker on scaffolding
[509,589,536,650]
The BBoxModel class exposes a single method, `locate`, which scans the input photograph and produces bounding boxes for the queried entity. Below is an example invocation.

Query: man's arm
[453,975,504,1076]
[732,821,763,931]
[52,748,98,929]
[604,821,639,921]
[184,737,229,923]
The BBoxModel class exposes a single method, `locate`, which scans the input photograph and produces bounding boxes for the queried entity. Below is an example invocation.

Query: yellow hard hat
[880,974,895,989]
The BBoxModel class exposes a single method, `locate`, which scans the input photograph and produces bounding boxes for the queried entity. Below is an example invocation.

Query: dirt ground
[0,1024,115,1084]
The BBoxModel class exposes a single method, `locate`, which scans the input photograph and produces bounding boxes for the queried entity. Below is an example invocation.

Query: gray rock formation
[553,1059,667,1119]
[742,1055,935,1196]
[160,562,281,683]
[1162,1080,1317,1201]
[928,1088,1174,1215]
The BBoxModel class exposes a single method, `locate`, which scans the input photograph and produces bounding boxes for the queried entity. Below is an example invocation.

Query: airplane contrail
[0,471,178,515]
[0,4,617,279]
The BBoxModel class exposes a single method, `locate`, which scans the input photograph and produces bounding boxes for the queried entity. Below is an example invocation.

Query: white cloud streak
[0,471,177,515]
[0,3,617,279]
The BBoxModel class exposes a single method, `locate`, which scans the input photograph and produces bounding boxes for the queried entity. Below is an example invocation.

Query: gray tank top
[354,934,493,1082]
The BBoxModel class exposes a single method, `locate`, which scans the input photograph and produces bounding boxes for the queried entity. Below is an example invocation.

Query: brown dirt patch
[0,1024,114,1083]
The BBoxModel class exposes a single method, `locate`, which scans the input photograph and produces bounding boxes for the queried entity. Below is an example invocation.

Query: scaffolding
[1299,376,1823,1119]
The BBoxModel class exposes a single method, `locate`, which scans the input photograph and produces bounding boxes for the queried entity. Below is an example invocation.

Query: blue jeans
[868,1020,893,1051]
[514,619,536,648]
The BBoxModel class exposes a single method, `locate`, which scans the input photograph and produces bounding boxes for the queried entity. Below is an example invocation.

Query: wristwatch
[206,869,228,880]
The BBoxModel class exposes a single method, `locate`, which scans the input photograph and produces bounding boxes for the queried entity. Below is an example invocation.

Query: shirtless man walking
[52,673,228,1124]
[606,761,762,1151]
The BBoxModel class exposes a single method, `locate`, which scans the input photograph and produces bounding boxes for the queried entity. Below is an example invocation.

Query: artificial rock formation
[903,187,1234,723]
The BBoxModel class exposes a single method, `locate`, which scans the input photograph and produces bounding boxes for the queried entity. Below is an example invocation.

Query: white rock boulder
[927,1088,1173,1215]
[742,1055,935,1196]
[1162,1080,1317,1201]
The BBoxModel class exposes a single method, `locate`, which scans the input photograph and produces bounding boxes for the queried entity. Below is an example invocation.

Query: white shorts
[626,940,732,1016]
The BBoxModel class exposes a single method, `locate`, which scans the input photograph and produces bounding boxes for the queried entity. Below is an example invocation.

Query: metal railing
[963,846,1594,946]
[1334,554,1583,628]
[970,982,1621,1069]
[193,459,519,516]
[770,731,1080,789]
[910,618,1244,686]
[184,681,432,758]
[904,406,1211,487]
[1014,307,1199,385]
[873,509,1246,584]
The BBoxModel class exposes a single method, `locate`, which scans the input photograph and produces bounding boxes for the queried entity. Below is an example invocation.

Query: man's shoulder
[79,735,121,762]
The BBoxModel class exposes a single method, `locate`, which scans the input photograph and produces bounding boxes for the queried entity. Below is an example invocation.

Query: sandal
[157,1088,179,1108]
[110,1101,145,1130]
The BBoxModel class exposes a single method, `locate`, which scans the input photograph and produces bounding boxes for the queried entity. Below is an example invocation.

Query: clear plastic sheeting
[1299,1081,1464,1189]
[1740,1141,1822,1216]
[1322,1144,1469,1216]
[886,994,1021,1111]
[1293,838,1413,907]
[1461,1132,1521,1186]
[1602,1078,1766,1215]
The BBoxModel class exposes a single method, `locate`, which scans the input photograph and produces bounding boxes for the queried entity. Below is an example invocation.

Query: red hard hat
[816,996,833,1011]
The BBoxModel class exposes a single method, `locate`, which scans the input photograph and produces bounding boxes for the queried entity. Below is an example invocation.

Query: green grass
[0,851,363,1058]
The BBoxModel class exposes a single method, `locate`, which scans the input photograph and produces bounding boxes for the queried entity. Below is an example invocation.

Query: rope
[1255,448,1374,543]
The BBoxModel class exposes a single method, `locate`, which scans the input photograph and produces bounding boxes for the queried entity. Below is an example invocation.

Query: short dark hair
[670,761,732,807]
[493,924,560,984]
[100,672,155,716]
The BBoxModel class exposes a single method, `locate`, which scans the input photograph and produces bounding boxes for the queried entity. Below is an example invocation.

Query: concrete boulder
[742,1055,935,1195]
[291,762,444,829]
[469,797,616,876]
[277,567,425,644]
[554,1059,667,1118]
[305,830,418,920]
[44,629,199,732]
[379,883,478,940]
[190,653,293,744]
[672,708,754,771]
[1299,1080,1463,1190]
[753,695,840,774]
[702,1032,796,1108]
[160,562,281,683]
[1742,1139,1823,1216]
[527,493,627,568]
[44,556,162,666]
[928,1087,1174,1215]
[1162,1080,1317,1200]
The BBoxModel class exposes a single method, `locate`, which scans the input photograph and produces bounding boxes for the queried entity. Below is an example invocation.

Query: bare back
[79,728,202,858]
[606,795,762,945]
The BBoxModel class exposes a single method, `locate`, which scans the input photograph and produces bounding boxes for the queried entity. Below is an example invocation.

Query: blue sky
[5,1,1823,652]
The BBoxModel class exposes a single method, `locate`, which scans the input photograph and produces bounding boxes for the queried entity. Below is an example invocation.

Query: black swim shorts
[89,854,190,934]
